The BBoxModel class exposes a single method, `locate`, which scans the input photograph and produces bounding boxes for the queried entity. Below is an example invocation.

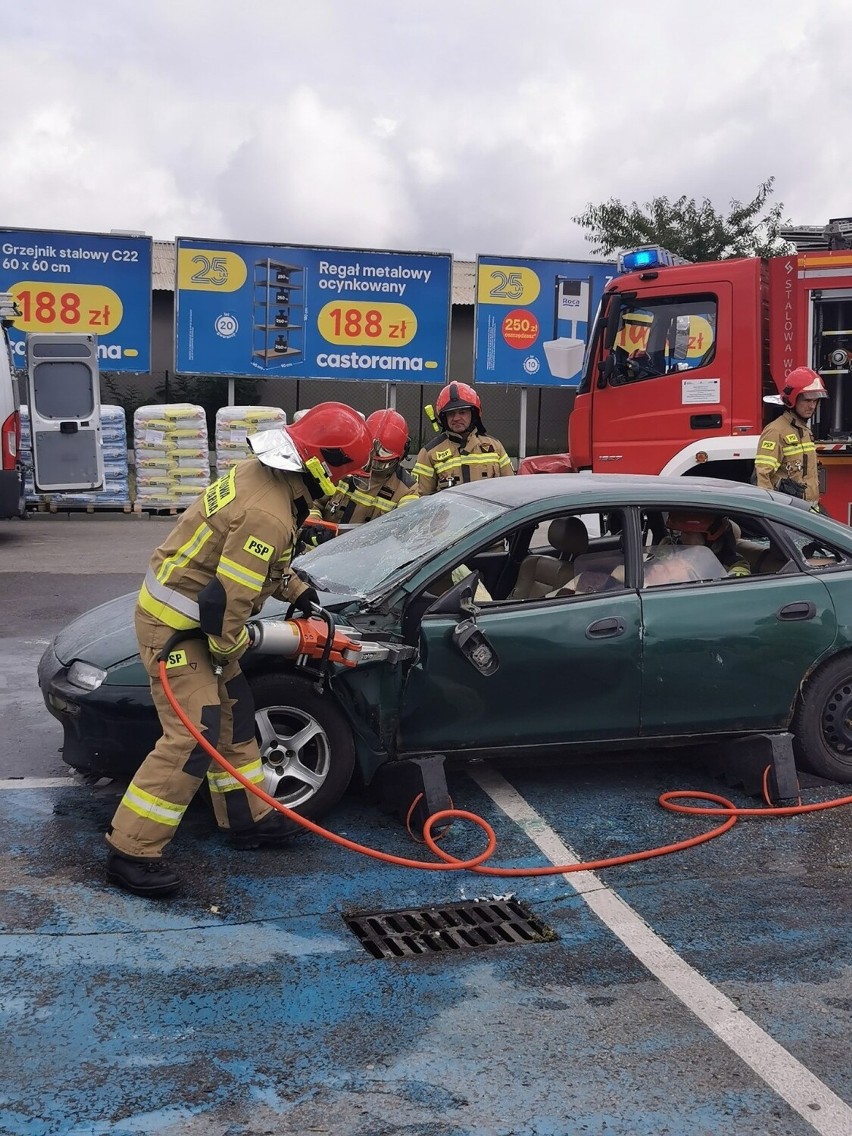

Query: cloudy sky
[2,0,850,259]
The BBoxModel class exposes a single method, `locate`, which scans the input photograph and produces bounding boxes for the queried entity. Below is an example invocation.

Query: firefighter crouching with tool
[411,382,514,495]
[301,409,416,549]
[753,366,826,507]
[105,402,374,898]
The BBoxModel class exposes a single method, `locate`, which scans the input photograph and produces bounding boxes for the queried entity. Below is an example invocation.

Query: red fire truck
[525,234,852,523]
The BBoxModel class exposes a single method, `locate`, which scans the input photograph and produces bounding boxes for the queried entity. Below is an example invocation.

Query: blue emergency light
[618,246,689,274]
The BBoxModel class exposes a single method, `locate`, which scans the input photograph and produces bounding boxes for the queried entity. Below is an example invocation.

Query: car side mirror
[452,614,499,676]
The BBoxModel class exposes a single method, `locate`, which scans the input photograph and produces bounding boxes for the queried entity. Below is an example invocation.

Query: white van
[0,294,25,520]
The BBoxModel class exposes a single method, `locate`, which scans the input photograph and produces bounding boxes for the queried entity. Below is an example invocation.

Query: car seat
[508,517,589,600]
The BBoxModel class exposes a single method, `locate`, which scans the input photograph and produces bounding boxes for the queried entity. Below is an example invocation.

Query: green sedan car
[38,474,852,819]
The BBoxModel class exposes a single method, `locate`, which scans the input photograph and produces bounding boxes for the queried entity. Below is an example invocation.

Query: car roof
[453,473,784,510]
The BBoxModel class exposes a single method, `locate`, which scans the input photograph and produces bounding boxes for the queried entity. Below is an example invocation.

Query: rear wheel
[248,672,356,819]
[792,654,852,782]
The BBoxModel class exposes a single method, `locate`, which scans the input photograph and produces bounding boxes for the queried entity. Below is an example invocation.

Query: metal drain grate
[344,898,556,959]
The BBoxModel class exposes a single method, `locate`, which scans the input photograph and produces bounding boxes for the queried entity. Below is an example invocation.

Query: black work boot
[228,809,306,850]
[106,850,180,897]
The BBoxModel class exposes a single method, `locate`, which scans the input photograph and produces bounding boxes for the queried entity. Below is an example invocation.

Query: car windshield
[294,491,508,596]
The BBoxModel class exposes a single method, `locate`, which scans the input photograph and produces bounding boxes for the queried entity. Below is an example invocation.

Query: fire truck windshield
[605,294,718,384]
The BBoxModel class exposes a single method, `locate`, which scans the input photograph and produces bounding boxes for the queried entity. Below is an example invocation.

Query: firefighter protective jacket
[411,429,514,495]
[137,458,314,663]
[312,465,415,524]
[754,408,820,502]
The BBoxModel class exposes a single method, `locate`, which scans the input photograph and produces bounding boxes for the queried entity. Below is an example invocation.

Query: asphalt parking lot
[2,513,852,1136]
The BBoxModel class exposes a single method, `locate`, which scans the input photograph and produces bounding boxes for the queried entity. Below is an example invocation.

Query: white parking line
[469,764,852,1136]
[0,777,76,789]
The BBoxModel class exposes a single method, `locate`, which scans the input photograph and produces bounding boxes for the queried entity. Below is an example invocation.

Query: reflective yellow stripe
[207,626,250,657]
[217,556,266,592]
[206,758,265,794]
[754,456,780,470]
[156,522,214,586]
[412,461,433,478]
[339,484,396,511]
[120,782,187,826]
[431,453,503,477]
[370,496,396,513]
[138,581,200,630]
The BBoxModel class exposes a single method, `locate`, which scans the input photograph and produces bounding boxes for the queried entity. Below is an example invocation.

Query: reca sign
[0,227,152,373]
[175,238,452,381]
[474,254,616,387]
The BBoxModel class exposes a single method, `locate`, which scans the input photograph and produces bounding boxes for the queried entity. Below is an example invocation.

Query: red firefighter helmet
[366,409,409,472]
[435,381,483,432]
[780,367,828,409]
[249,403,373,494]
[666,512,729,544]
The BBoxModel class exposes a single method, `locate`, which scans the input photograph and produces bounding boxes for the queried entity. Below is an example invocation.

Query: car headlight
[67,661,108,691]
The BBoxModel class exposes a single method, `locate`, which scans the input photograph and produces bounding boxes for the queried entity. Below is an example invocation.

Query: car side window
[477,510,627,604]
[783,529,852,571]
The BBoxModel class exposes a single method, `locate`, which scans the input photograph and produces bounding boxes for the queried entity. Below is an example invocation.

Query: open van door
[26,334,103,493]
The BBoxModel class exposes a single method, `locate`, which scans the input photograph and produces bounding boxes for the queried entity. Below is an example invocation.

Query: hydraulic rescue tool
[247,613,361,667]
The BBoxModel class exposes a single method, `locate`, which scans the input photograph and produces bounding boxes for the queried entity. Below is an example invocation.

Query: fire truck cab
[567,233,852,523]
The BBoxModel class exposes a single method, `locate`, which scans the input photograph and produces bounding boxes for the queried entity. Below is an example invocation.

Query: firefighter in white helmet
[105,402,373,898]
[754,366,827,505]
[411,381,514,494]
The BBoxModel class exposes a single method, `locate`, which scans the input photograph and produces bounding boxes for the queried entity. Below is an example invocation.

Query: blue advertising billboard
[175,238,452,382]
[474,254,616,387]
[0,227,152,372]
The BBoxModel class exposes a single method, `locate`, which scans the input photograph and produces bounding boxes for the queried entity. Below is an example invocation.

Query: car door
[397,587,644,755]
[639,568,837,736]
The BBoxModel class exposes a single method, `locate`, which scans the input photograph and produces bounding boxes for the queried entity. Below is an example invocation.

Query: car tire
[792,654,852,782]
[248,672,356,819]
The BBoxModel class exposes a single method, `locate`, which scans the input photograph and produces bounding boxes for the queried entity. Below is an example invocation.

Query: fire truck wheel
[792,654,852,783]
[248,672,357,819]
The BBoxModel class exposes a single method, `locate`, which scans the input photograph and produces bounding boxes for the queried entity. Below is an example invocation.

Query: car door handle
[586,617,626,639]
[777,601,817,621]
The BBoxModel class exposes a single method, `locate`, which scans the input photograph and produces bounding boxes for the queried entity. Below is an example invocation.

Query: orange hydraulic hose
[159,660,852,877]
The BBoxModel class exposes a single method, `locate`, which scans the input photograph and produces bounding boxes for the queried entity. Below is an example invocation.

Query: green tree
[573,177,794,262]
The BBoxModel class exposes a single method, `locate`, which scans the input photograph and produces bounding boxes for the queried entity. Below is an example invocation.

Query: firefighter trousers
[106,608,272,860]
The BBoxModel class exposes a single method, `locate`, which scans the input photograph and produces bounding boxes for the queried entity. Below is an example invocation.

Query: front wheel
[248,672,357,819]
[792,654,852,782]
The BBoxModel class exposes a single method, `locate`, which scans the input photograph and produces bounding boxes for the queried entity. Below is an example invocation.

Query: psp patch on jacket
[243,535,273,561]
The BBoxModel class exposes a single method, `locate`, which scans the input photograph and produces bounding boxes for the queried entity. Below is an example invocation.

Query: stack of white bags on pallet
[214,405,287,477]
[133,403,210,509]
[20,404,132,509]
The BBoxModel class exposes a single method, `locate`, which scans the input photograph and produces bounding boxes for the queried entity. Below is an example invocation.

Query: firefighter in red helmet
[412,381,514,495]
[306,408,415,532]
[666,512,751,577]
[105,402,373,898]
[754,366,827,505]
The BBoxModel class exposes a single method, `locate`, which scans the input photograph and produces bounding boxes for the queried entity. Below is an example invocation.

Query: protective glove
[294,517,338,558]
[303,517,338,547]
[291,586,320,619]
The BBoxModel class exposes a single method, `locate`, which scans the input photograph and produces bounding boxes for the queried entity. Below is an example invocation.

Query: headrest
[547,517,589,559]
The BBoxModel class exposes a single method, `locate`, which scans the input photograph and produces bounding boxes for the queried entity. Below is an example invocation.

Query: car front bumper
[37,642,159,777]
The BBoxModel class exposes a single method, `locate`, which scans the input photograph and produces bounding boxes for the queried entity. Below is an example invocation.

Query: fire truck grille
[343,898,556,959]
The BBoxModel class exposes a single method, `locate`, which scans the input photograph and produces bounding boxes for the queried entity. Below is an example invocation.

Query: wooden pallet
[132,502,186,516]
[36,501,133,514]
